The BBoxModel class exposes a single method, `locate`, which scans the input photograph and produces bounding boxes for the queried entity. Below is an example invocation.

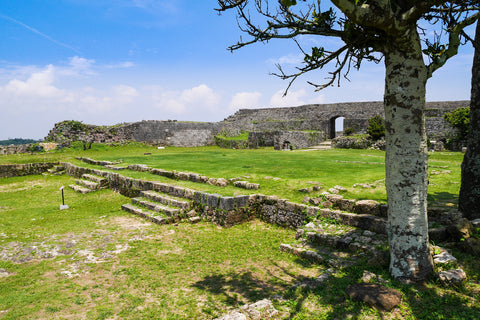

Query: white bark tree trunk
[383,29,434,282]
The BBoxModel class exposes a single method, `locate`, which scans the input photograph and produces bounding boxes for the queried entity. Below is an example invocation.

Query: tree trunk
[459,20,480,220]
[383,29,434,282]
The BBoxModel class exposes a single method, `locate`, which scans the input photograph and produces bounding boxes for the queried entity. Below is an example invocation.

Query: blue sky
[0,0,475,140]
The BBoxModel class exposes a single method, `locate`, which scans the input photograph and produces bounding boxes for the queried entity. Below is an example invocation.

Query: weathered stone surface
[447,218,473,241]
[437,269,467,286]
[0,162,58,178]
[433,251,457,265]
[354,200,380,215]
[189,216,201,223]
[216,178,229,187]
[235,195,250,208]
[215,299,278,320]
[345,283,402,311]
[219,197,235,211]
[458,237,480,255]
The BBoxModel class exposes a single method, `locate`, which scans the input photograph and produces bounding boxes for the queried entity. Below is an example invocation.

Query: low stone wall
[0,162,59,178]
[214,137,248,149]
[273,131,324,150]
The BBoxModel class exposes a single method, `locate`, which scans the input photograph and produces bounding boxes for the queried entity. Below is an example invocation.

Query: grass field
[0,144,478,319]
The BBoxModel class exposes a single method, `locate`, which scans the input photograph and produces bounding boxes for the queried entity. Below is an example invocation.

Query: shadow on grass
[191,239,480,319]
[192,271,281,307]
[427,191,458,207]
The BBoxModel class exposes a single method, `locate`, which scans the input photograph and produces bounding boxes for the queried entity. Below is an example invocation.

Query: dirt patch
[0,180,43,193]
[108,216,152,230]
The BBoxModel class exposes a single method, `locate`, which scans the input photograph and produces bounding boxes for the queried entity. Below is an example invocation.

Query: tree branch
[427,11,480,77]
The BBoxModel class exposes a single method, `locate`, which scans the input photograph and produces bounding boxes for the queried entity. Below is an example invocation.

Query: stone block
[338,199,355,212]
[324,194,343,204]
[306,206,319,217]
[235,195,250,208]
[234,181,247,188]
[201,193,209,205]
[189,173,201,182]
[207,194,221,208]
[285,201,296,212]
[354,200,380,215]
[193,191,202,204]
[171,186,185,198]
[264,195,279,205]
[215,178,229,187]
[183,188,195,200]
[437,269,467,286]
[219,197,235,211]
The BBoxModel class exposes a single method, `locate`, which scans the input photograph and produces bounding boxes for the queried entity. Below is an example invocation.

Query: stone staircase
[280,218,389,268]
[309,140,332,150]
[121,190,196,225]
[47,165,65,175]
[69,173,108,194]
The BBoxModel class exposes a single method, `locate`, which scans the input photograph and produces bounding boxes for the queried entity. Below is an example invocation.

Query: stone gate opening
[329,116,345,139]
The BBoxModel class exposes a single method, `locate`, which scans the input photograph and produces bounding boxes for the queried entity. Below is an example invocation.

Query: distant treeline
[0,138,41,146]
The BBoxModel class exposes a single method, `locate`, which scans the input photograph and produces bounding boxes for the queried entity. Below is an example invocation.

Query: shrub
[332,135,372,149]
[367,115,385,141]
[444,107,470,140]
[344,127,355,136]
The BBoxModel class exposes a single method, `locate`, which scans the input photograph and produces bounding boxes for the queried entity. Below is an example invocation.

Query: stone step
[69,184,94,194]
[75,179,100,190]
[280,219,389,267]
[140,190,191,210]
[48,165,65,174]
[121,204,172,225]
[81,173,107,186]
[131,198,181,217]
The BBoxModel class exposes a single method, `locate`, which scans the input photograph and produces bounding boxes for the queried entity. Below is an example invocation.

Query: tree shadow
[427,191,459,207]
[192,245,480,319]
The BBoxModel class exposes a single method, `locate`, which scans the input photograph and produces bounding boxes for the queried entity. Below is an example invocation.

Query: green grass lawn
[1,143,462,206]
[0,144,477,319]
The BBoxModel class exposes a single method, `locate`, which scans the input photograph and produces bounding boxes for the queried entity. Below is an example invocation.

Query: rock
[215,310,246,320]
[361,270,378,283]
[328,188,340,194]
[345,283,402,311]
[447,218,473,241]
[215,178,229,187]
[334,185,347,191]
[187,210,197,217]
[189,217,201,224]
[215,299,278,320]
[458,237,480,255]
[207,178,217,185]
[321,201,333,208]
[298,187,313,193]
[309,197,322,206]
[471,218,480,228]
[354,200,380,215]
[433,251,457,265]
[437,269,467,286]
[302,196,310,204]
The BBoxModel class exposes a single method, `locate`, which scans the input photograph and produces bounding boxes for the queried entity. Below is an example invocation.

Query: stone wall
[45,120,220,147]
[44,100,469,148]
[0,162,58,178]
[220,100,469,141]
[273,131,325,150]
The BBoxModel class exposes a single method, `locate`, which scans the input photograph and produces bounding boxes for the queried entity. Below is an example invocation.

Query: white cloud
[61,56,96,76]
[228,91,262,111]
[151,84,221,114]
[269,89,307,107]
[105,61,135,69]
[4,65,62,98]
